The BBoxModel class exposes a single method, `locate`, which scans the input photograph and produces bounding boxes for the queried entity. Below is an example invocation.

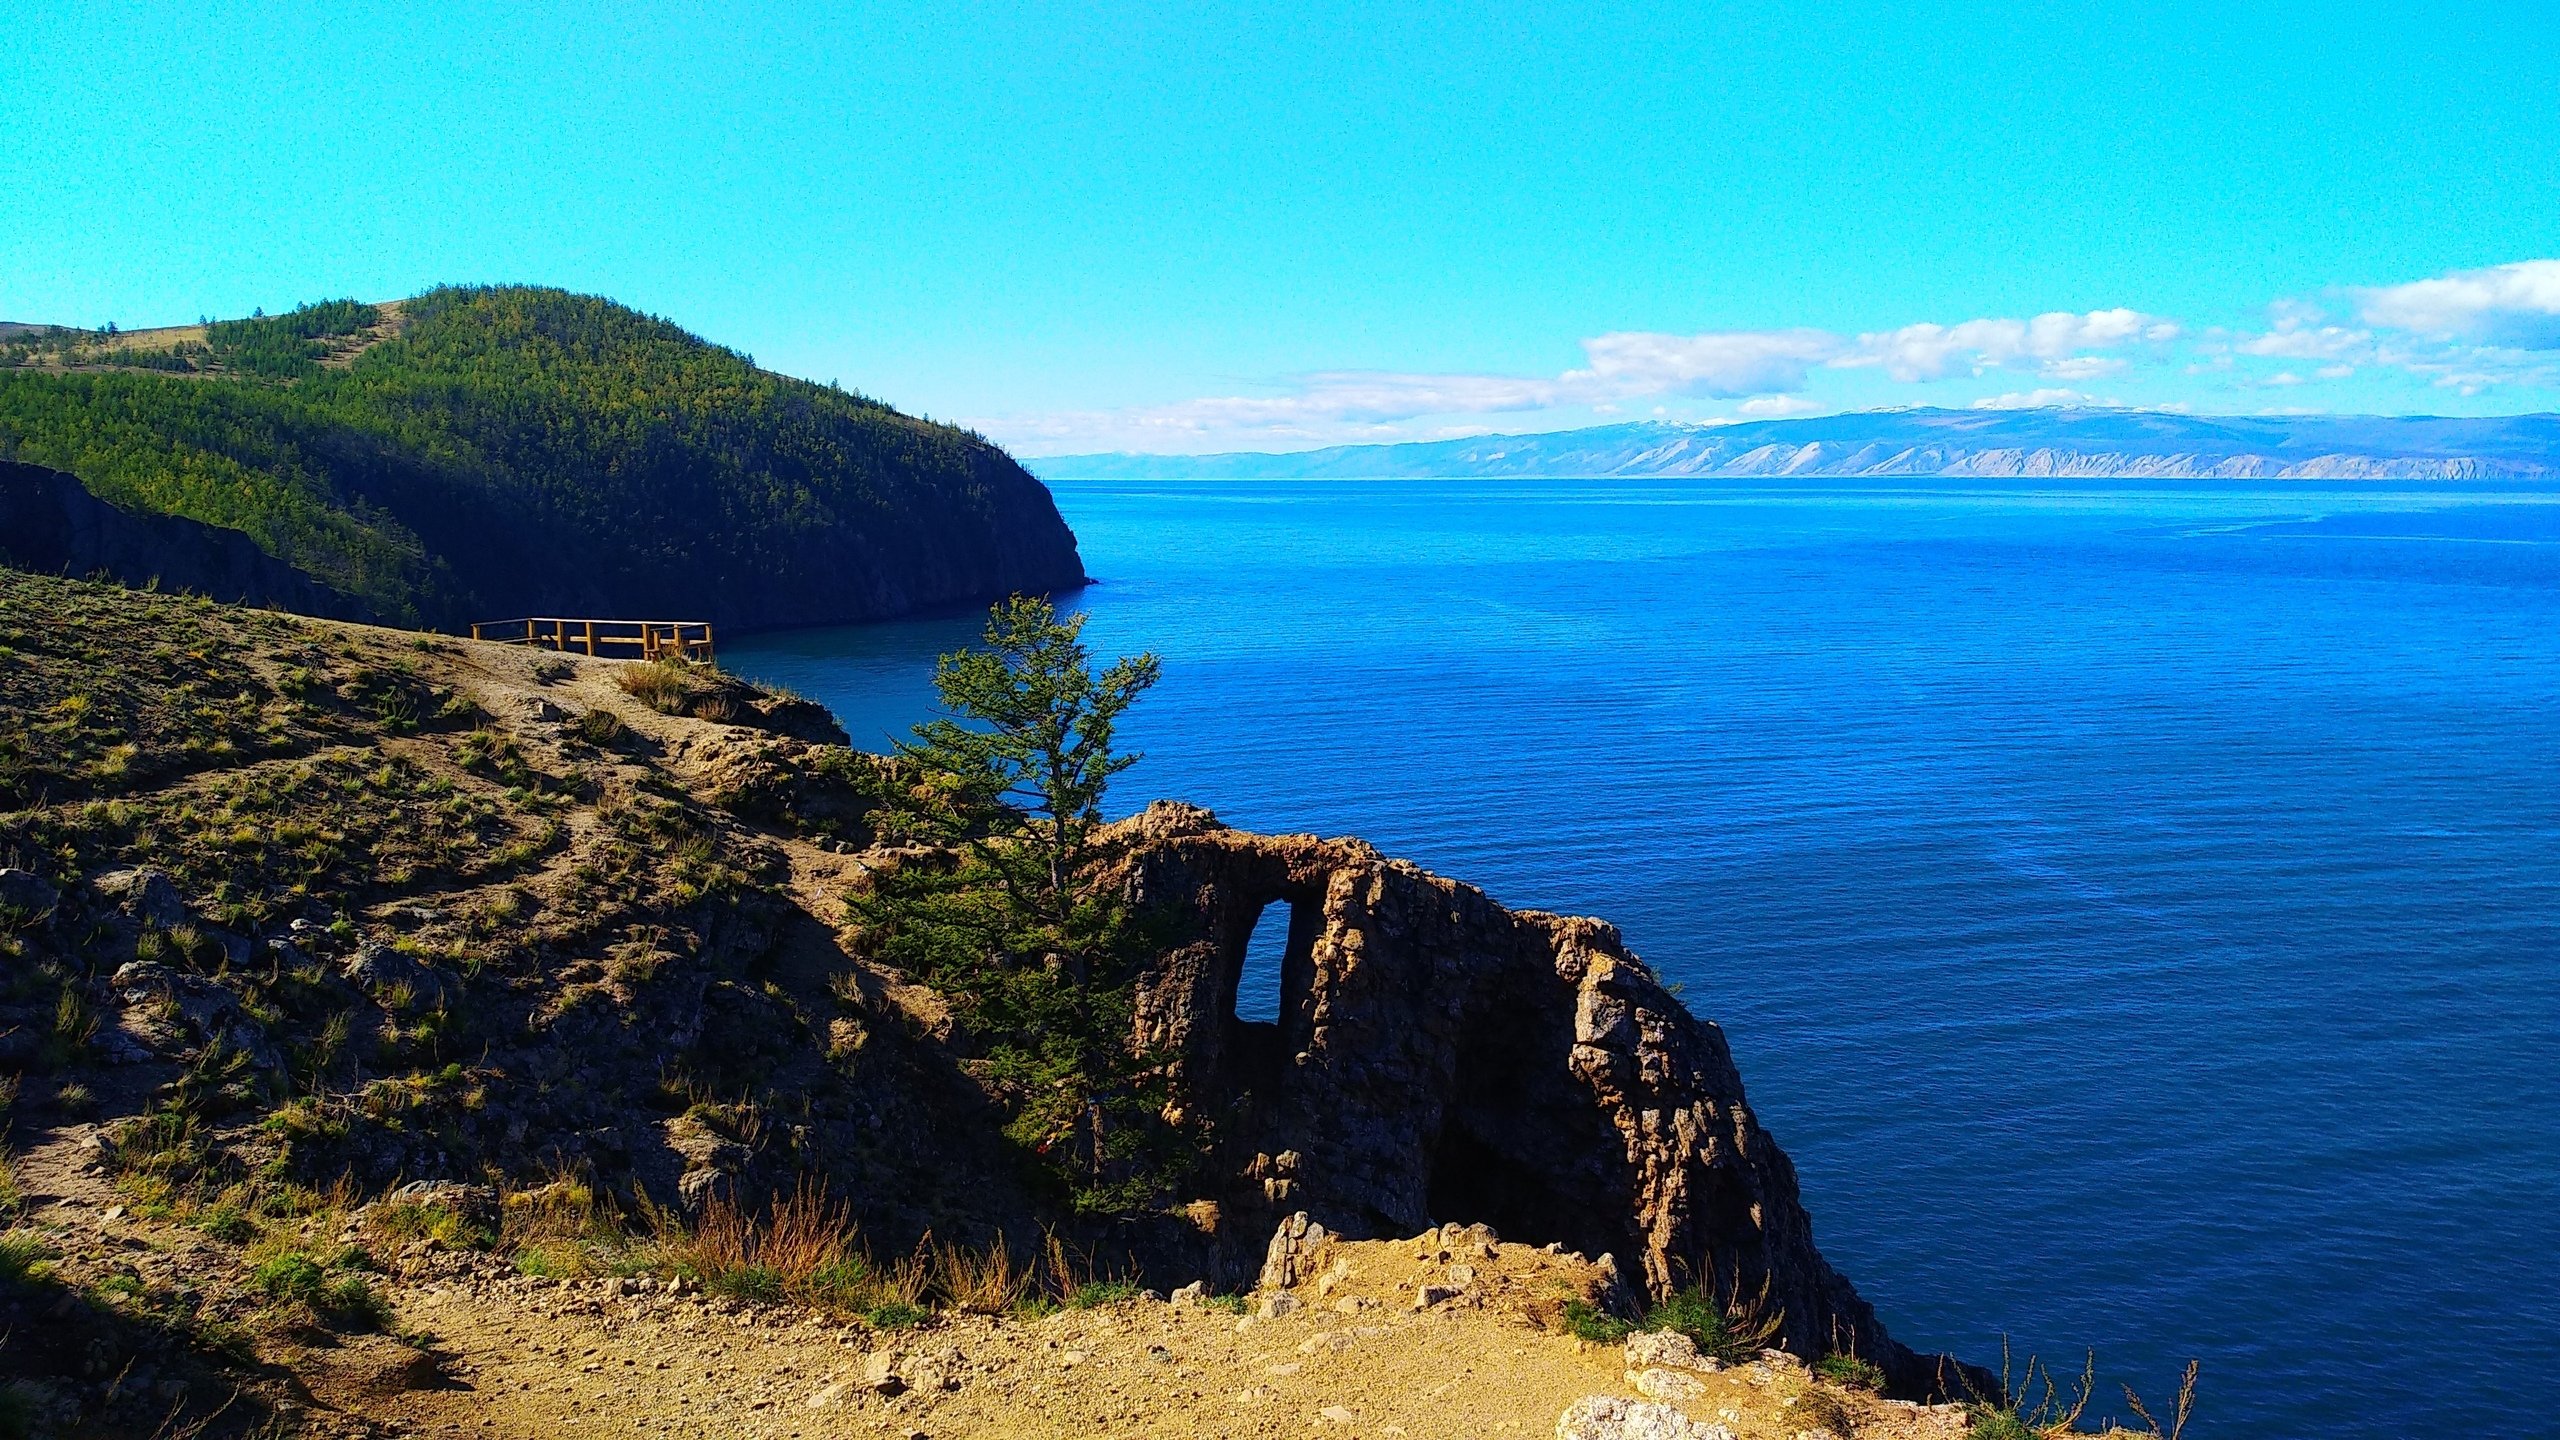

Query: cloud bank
[984,259,2560,453]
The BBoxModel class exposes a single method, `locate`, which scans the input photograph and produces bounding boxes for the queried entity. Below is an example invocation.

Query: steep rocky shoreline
[0,572,1995,1432]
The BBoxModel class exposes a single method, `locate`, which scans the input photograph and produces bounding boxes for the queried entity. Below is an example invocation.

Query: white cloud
[2316,364,2355,380]
[2041,355,2127,381]
[1967,388,2119,410]
[2239,322,2373,361]
[1736,393,1823,418]
[1840,308,2177,382]
[2354,259,2560,348]
[985,327,1851,450]
[1569,328,1845,398]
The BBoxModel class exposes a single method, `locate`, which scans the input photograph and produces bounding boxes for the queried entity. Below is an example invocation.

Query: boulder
[1554,1396,1732,1440]
[376,1180,499,1234]
[94,867,188,930]
[1258,1211,1332,1290]
[1631,1367,1708,1402]
[1624,1332,1706,1372]
[344,944,458,1008]
[0,868,58,920]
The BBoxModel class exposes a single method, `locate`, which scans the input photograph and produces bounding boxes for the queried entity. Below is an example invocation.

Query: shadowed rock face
[0,462,369,620]
[1117,801,1986,1398]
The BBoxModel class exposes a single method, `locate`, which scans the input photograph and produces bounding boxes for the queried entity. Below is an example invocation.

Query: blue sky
[7,1,2559,453]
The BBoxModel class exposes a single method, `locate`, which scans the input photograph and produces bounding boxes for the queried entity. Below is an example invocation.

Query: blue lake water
[727,477,2560,1438]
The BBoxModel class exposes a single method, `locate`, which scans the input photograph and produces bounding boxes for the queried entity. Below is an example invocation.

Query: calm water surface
[729,478,2560,1439]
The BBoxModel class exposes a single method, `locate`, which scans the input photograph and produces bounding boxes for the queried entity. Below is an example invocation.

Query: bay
[728,476,2560,1438]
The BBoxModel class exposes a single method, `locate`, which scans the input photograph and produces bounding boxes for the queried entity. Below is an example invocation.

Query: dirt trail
[334,1235,1969,1440]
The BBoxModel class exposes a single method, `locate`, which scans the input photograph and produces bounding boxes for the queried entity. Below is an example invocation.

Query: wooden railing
[470,617,716,663]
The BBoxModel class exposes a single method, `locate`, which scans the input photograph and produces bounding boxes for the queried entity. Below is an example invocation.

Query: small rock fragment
[858,1350,904,1394]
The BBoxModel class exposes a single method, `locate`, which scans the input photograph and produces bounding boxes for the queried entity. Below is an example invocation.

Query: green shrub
[0,1232,52,1288]
[370,1199,490,1250]
[193,1201,258,1244]
[1562,1299,1633,1343]
[705,1264,785,1303]
[863,1301,931,1330]
[1815,1352,1886,1391]
[1066,1279,1139,1309]
[1640,1283,1781,1364]
[253,1247,386,1328]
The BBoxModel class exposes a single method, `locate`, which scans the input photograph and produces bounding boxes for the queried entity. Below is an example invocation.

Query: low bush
[1642,1281,1782,1364]
[1815,1351,1886,1391]
[252,1245,387,1329]
[1561,1298,1632,1344]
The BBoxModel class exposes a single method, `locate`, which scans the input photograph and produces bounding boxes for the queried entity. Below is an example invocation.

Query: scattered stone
[1319,1405,1358,1424]
[1314,1256,1353,1297]
[0,868,58,919]
[857,1351,903,1395]
[1632,1367,1708,1402]
[1259,1292,1301,1319]
[94,867,187,929]
[1169,1281,1208,1307]
[1555,1395,1734,1440]
[1624,1331,1705,1372]
[1413,1284,1460,1310]
[1259,1211,1332,1291]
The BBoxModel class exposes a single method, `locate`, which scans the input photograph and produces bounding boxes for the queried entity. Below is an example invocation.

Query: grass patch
[1815,1351,1886,1391]
[251,1247,388,1330]
[1066,1279,1140,1309]
[1641,1280,1783,1365]
[1561,1298,1632,1344]
[0,1231,53,1288]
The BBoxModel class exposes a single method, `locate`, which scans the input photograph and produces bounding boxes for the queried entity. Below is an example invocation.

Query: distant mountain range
[1036,409,2560,481]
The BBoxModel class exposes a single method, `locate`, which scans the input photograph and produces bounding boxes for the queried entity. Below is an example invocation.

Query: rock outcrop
[1117,802,1983,1397]
[0,460,369,619]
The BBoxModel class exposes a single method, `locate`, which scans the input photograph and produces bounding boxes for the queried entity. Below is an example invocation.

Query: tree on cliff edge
[856,596,1180,1214]
[892,594,1160,943]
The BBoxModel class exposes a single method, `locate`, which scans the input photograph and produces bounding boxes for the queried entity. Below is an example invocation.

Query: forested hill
[0,287,1087,629]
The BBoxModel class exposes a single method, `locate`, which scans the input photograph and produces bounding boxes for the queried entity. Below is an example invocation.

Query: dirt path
[343,1237,1969,1440]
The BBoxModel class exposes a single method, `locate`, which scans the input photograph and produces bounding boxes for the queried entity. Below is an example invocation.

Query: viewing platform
[469,617,715,663]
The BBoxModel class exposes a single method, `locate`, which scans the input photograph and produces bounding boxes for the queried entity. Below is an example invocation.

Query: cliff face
[1115,803,1985,1397]
[0,461,369,620]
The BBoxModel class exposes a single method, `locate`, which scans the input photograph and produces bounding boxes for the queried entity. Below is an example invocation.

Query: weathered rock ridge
[0,461,370,619]
[1115,802,1981,1396]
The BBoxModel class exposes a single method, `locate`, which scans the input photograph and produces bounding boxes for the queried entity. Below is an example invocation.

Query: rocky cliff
[1113,803,1981,1397]
[0,461,369,620]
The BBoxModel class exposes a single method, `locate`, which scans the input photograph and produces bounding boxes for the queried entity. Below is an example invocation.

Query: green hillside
[0,287,1085,628]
